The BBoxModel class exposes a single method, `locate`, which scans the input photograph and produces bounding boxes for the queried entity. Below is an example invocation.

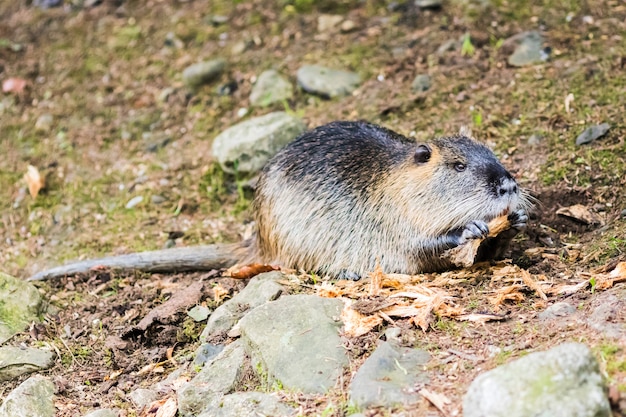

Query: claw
[459,220,490,245]
[508,209,528,230]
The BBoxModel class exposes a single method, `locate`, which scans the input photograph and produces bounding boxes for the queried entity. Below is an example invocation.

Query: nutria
[29,121,530,281]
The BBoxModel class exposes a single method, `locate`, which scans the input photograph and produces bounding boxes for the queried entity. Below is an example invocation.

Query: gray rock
[415,0,442,9]
[250,70,294,107]
[197,392,294,417]
[182,59,226,89]
[317,14,343,32]
[507,31,546,67]
[35,114,54,132]
[412,74,432,92]
[201,272,285,341]
[83,410,119,417]
[463,343,611,417]
[297,65,361,98]
[621,209,626,218]
[127,388,158,410]
[0,375,55,417]
[0,272,43,344]
[527,133,543,146]
[239,294,347,394]
[125,195,143,209]
[188,305,211,322]
[575,123,610,145]
[178,340,247,416]
[586,294,624,339]
[193,343,224,367]
[211,112,306,174]
[437,39,459,54]
[150,195,166,205]
[538,302,576,321]
[0,346,54,381]
[349,341,430,408]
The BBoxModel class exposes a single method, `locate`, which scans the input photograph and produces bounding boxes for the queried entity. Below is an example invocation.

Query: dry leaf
[316,281,344,298]
[227,263,279,279]
[341,301,383,338]
[556,204,603,225]
[212,283,229,303]
[489,284,525,307]
[419,388,451,416]
[368,261,384,296]
[521,269,547,300]
[155,398,177,417]
[443,215,511,267]
[24,165,45,198]
[2,77,27,93]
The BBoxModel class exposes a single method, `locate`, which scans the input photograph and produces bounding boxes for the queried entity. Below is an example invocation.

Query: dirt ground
[1,0,625,416]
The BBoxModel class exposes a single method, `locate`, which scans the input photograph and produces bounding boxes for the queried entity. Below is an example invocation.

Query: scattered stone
[211,112,306,174]
[188,305,211,322]
[411,74,432,92]
[82,409,119,417]
[349,341,430,408]
[463,343,611,417]
[575,123,610,145]
[35,114,54,132]
[178,340,247,416]
[193,343,224,367]
[150,195,166,205]
[238,294,348,394]
[297,65,361,98]
[125,195,144,209]
[210,15,229,26]
[231,40,252,55]
[340,20,357,33]
[249,70,293,107]
[415,0,442,9]
[527,133,543,146]
[200,272,285,341]
[506,31,547,67]
[0,346,54,381]
[164,32,184,49]
[0,375,55,417]
[621,209,626,218]
[437,39,459,54]
[586,294,624,339]
[32,0,63,9]
[182,59,226,89]
[197,392,294,417]
[127,388,158,411]
[0,272,43,344]
[317,14,343,32]
[538,302,576,321]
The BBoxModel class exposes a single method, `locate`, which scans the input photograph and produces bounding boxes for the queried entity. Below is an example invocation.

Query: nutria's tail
[28,241,250,281]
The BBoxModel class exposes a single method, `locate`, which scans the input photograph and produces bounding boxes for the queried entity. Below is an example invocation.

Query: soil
[1,0,625,416]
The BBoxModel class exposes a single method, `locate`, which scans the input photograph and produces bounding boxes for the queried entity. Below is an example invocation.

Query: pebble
[463,343,611,417]
[150,195,166,205]
[575,123,610,145]
[317,14,343,32]
[296,65,361,98]
[125,196,144,209]
[415,0,442,9]
[211,111,306,174]
[538,302,576,321]
[506,31,547,67]
[187,305,211,322]
[527,133,543,146]
[340,20,357,33]
[182,59,226,89]
[35,114,54,132]
[249,69,293,107]
[621,209,626,218]
[411,74,432,92]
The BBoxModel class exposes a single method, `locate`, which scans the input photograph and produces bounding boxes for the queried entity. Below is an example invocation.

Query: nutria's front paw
[457,220,489,245]
[508,209,528,230]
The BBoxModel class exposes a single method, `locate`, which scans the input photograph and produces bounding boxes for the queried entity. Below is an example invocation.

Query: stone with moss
[0,272,43,344]
[249,70,293,107]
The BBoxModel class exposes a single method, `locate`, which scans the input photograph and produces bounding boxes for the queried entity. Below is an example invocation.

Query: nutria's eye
[454,162,466,172]
[414,145,431,164]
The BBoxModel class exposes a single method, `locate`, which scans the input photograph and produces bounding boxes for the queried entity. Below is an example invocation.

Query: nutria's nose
[498,177,518,197]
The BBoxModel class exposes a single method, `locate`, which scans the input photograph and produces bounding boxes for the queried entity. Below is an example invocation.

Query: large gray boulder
[211,112,306,174]
[463,343,611,417]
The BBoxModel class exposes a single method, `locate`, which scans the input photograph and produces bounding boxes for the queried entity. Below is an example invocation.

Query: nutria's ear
[414,144,431,164]
[459,125,473,138]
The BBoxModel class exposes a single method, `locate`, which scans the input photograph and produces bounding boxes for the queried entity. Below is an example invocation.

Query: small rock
[437,39,459,54]
[32,0,63,9]
[0,272,43,344]
[211,112,306,174]
[349,341,430,408]
[178,341,247,416]
[187,305,211,322]
[586,294,624,339]
[621,209,626,218]
[193,344,224,367]
[297,65,361,98]
[0,375,56,417]
[210,15,229,25]
[35,114,54,132]
[340,20,357,33]
[238,294,348,394]
[0,346,54,381]
[463,343,611,417]
[125,195,144,209]
[231,40,251,55]
[249,69,293,107]
[506,31,547,67]
[200,272,285,341]
[527,133,543,146]
[575,123,610,145]
[415,0,442,9]
[197,392,294,417]
[216,80,238,96]
[182,59,226,89]
[82,409,119,417]
[411,74,431,92]
[538,302,576,321]
[317,14,343,32]
[127,388,158,410]
[150,195,166,205]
